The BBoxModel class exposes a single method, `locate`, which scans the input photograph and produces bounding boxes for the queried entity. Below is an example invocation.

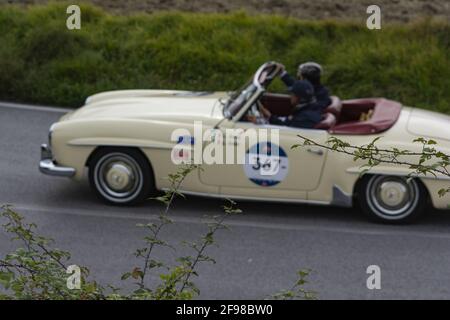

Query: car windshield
[223,80,256,119]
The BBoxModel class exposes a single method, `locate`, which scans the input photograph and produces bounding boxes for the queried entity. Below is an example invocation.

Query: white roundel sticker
[244,142,289,187]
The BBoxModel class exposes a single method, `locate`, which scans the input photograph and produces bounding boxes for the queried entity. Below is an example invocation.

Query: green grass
[0,2,449,113]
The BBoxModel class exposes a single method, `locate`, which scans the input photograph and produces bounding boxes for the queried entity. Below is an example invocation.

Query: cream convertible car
[40,62,450,223]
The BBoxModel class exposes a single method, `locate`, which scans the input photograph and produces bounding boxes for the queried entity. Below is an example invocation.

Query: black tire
[88,147,154,205]
[356,175,428,224]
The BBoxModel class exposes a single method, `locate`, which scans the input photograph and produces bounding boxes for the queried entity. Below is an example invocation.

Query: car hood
[64,90,227,122]
[407,108,450,142]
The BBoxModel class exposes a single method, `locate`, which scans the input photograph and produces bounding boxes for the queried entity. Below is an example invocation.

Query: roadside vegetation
[0,3,448,113]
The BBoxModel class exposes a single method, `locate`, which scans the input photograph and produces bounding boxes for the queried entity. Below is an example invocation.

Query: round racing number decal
[244,142,289,187]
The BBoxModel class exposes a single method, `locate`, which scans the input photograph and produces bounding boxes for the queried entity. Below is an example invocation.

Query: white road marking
[0,101,73,113]
[12,203,450,240]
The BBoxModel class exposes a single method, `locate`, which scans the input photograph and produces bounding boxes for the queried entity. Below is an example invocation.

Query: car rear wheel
[88,148,154,205]
[357,175,428,224]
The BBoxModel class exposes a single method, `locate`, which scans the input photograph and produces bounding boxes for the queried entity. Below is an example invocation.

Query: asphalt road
[1,102,450,299]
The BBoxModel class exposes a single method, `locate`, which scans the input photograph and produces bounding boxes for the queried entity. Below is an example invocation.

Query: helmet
[297,62,323,85]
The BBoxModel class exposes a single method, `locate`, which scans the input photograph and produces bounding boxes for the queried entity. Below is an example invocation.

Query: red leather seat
[315,112,337,130]
[331,98,402,135]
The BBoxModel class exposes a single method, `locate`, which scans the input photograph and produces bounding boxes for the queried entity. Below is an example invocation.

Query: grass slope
[0,3,448,113]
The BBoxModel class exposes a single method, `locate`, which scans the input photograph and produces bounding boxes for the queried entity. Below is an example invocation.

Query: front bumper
[39,144,76,177]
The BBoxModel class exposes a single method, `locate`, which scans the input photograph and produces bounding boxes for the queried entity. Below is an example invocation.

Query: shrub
[0,165,314,300]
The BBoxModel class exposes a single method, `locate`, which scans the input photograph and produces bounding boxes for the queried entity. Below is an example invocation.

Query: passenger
[280,62,332,110]
[250,80,325,129]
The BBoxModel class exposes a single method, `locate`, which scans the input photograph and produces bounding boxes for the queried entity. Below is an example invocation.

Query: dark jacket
[281,72,332,110]
[269,101,325,129]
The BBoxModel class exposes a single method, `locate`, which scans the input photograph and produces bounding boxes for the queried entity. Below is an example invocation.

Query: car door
[199,120,329,200]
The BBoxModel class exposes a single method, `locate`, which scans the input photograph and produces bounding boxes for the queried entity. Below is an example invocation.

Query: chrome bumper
[39,144,76,177]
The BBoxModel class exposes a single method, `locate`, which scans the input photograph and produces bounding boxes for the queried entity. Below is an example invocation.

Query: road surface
[1,101,450,299]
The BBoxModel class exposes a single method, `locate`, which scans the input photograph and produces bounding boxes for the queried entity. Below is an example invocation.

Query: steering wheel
[248,101,269,124]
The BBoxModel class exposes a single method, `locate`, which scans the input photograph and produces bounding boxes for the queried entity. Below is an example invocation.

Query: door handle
[307,148,324,156]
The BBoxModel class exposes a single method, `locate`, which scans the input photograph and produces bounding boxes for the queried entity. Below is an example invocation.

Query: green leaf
[0,271,14,289]
[121,272,131,281]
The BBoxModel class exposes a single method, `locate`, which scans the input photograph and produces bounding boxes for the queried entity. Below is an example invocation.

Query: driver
[248,80,324,129]
[280,62,332,109]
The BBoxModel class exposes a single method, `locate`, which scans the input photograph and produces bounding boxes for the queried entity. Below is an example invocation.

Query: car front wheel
[88,147,154,205]
[357,175,428,224]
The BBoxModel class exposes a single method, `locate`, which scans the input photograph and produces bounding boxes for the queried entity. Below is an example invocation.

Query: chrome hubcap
[94,153,143,202]
[105,163,135,192]
[378,181,408,207]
